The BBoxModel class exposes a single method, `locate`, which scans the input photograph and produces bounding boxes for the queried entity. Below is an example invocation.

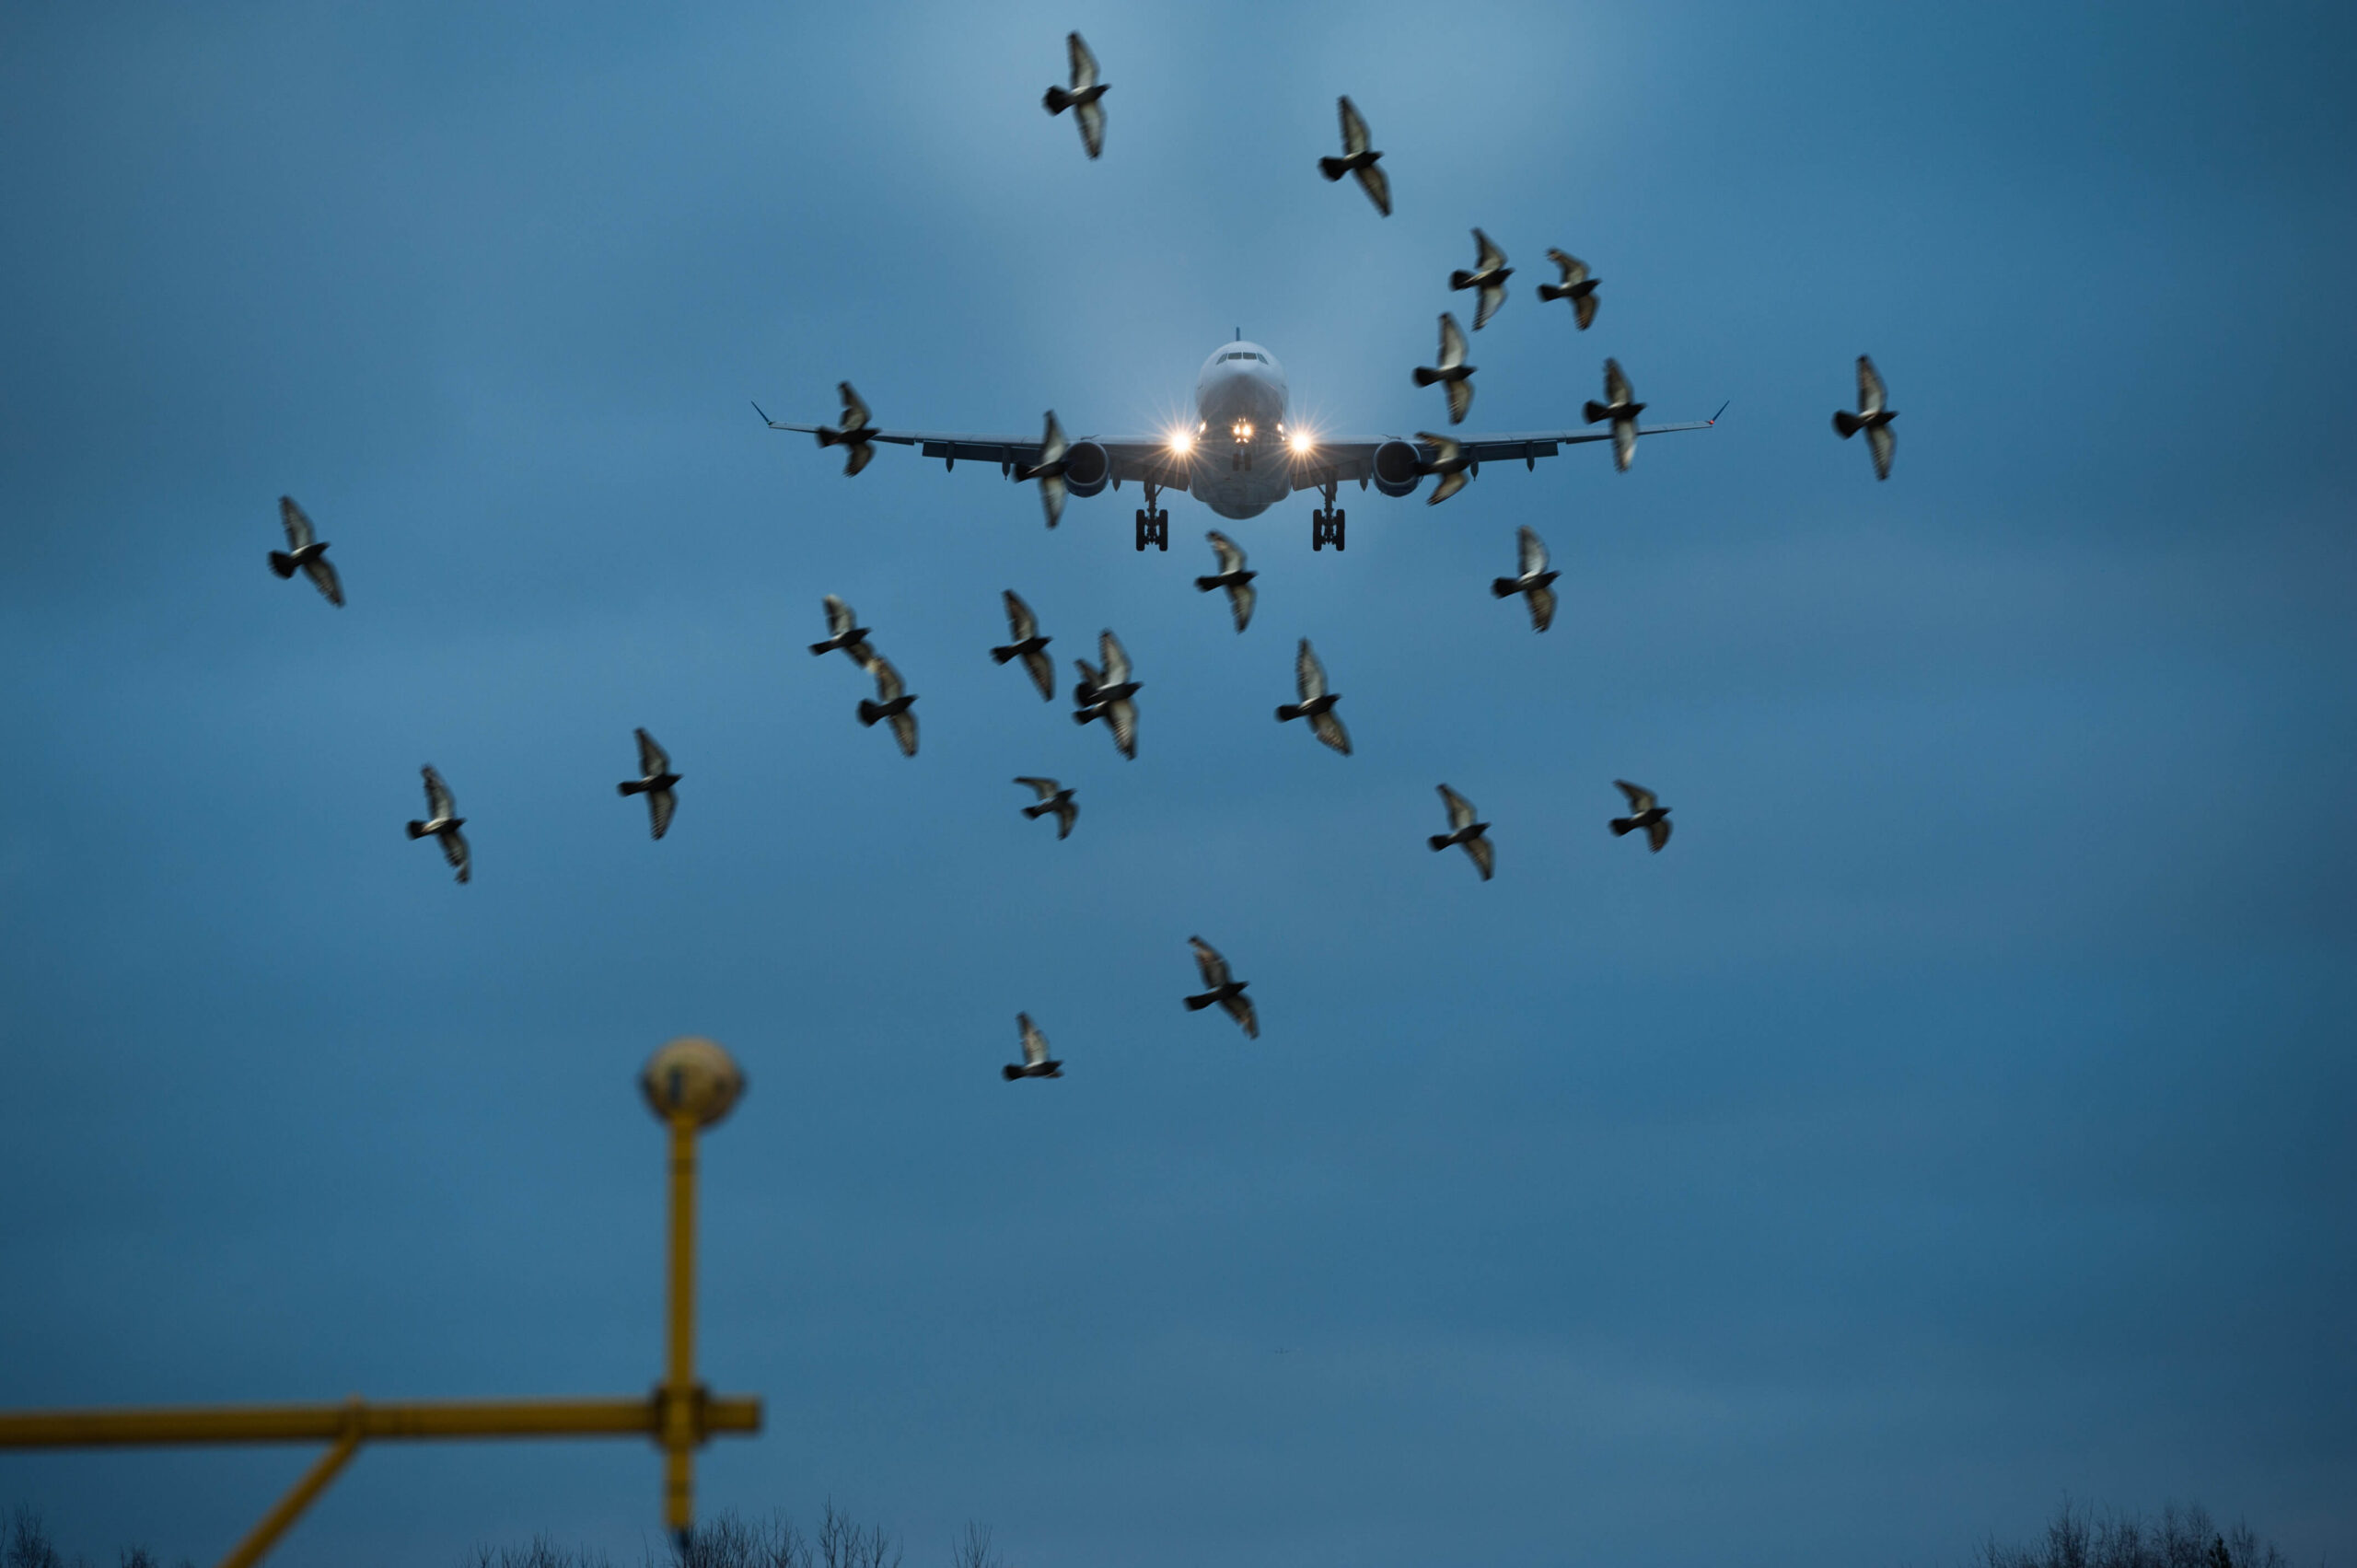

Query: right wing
[757,407,1195,493]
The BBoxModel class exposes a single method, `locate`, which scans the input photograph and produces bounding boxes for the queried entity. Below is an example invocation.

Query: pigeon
[990,589,1056,700]
[1411,313,1476,424]
[1194,530,1257,633]
[1014,776,1078,840]
[1414,432,1474,505]
[1609,780,1672,852]
[1318,96,1390,215]
[1003,1012,1064,1080]
[1582,358,1646,472]
[816,383,879,476]
[857,656,919,756]
[1072,630,1139,759]
[1183,936,1258,1039]
[269,495,343,607]
[617,727,680,840]
[405,765,470,884]
[1274,637,1351,755]
[1449,229,1513,331]
[1831,354,1898,480]
[809,595,877,667]
[1536,248,1600,329]
[1491,526,1559,631]
[1428,784,1493,880]
[1012,411,1073,528]
[1041,32,1109,159]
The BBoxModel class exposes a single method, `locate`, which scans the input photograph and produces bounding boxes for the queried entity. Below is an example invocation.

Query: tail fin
[1428,834,1451,852]
[1832,410,1863,437]
[1318,157,1348,181]
[1583,400,1609,423]
[856,701,883,726]
[989,645,1016,664]
[1609,818,1634,836]
[1491,577,1519,598]
[406,820,428,839]
[1536,283,1568,302]
[1411,366,1441,387]
[268,552,296,578]
[1275,703,1303,723]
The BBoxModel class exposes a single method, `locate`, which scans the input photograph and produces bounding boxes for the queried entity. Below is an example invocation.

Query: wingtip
[1707,400,1730,425]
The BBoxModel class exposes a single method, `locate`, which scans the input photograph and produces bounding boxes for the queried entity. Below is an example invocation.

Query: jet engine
[1062,440,1111,499]
[1372,438,1424,498]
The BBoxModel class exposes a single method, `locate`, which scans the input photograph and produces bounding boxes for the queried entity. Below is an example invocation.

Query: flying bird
[269,495,343,607]
[1003,1012,1064,1080]
[857,656,919,756]
[1609,780,1672,852]
[1536,249,1600,329]
[815,383,879,476]
[1012,411,1073,528]
[1194,530,1257,633]
[809,595,876,667]
[1491,526,1560,632]
[1041,32,1109,158]
[405,766,470,884]
[1014,776,1078,840]
[617,728,680,840]
[1414,432,1473,505]
[1183,936,1258,1039]
[1318,96,1390,215]
[1832,354,1898,479]
[1072,630,1139,759]
[1428,784,1493,881]
[1274,638,1351,755]
[1411,313,1476,424]
[1583,358,1647,472]
[990,589,1056,700]
[1449,229,1514,331]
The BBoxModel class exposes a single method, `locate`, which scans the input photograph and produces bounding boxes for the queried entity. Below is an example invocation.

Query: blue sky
[1,3,2352,1564]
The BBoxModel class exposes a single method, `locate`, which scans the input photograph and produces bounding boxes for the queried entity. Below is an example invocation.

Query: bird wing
[1527,581,1557,633]
[422,765,456,819]
[279,494,316,549]
[1466,834,1495,880]
[1099,628,1132,685]
[1518,526,1548,576]
[441,826,470,879]
[1039,409,1070,467]
[1444,377,1473,425]
[1105,696,1138,758]
[1020,1011,1051,1066]
[1226,578,1256,633]
[842,442,875,477]
[1612,417,1636,471]
[1437,312,1467,369]
[1473,228,1506,272]
[1067,31,1098,89]
[1355,161,1391,216]
[1037,470,1066,528]
[1020,647,1055,700]
[1190,936,1230,988]
[1053,798,1077,838]
[1075,98,1105,159]
[1615,779,1657,813]
[1015,776,1062,802]
[1428,469,1469,505]
[837,382,871,430]
[1295,638,1326,700]
[1474,281,1506,331]
[635,727,669,776]
[1573,291,1597,330]
[1338,95,1370,156]
[1604,357,1634,406]
[1002,588,1037,641]
[647,788,676,841]
[1223,990,1259,1039]
[1310,710,1352,756]
[1867,422,1896,481]
[1647,817,1672,852]
[889,709,918,757]
[1856,354,1886,416]
[302,553,343,606]
[1417,432,1462,467]
[1073,655,1103,700]
[871,656,904,702]
[1547,248,1587,285]
[1438,784,1475,830]
[1206,529,1246,575]
[824,594,856,637]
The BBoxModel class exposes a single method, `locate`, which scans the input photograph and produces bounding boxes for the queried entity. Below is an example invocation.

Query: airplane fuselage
[1187,341,1293,520]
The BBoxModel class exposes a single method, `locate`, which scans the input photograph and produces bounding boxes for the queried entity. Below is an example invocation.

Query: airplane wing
[1283,407,1725,492]
[755,406,1195,490]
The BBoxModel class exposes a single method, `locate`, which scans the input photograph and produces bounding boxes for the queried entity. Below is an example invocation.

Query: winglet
[1706,401,1729,425]
[751,400,781,428]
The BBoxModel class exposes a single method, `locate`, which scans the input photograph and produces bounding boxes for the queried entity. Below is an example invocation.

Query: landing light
[1289,431,1314,454]
[1168,429,1194,453]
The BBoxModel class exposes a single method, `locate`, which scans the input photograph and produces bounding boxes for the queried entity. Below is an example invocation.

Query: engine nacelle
[1372,438,1423,498]
[1062,440,1111,499]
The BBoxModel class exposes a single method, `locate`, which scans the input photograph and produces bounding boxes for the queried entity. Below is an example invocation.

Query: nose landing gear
[1309,480,1345,552]
[1134,481,1168,552]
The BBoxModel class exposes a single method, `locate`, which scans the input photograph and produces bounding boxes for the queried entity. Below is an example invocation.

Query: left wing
[755,407,1194,491]
[1283,406,1725,492]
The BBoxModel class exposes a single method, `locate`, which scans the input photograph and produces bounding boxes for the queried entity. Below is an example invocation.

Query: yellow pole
[215,1413,363,1568]
[663,1107,699,1535]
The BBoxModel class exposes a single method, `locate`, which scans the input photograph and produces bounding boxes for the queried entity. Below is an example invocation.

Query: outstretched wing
[1075,99,1105,158]
[302,553,343,607]
[1206,529,1247,575]
[1338,95,1370,156]
[647,788,677,841]
[1465,834,1495,880]
[871,656,905,703]
[888,709,918,757]
[1646,817,1672,852]
[1418,432,1463,467]
[1856,354,1887,416]
[634,727,670,776]
[1015,775,1062,802]
[1612,417,1636,472]
[1225,578,1256,633]
[1473,228,1506,273]
[1867,422,1896,481]
[1615,779,1657,813]
[422,765,456,819]
[1573,290,1597,330]
[824,594,857,637]
[1020,647,1054,699]
[1437,312,1467,370]
[1527,581,1557,633]
[1039,410,1069,467]
[1104,696,1138,759]
[1309,710,1352,756]
[1020,1011,1051,1067]
[1438,784,1476,830]
[838,382,871,431]
[1002,589,1039,644]
[1517,525,1549,576]
[1190,936,1231,989]
[1444,377,1474,424]
[1603,357,1634,407]
[441,827,470,880]
[1546,248,1588,286]
[1355,162,1391,216]
[1223,991,1259,1039]
[1067,31,1099,90]
[1295,638,1327,701]
[1428,469,1469,505]
[1099,628,1132,685]
[1474,281,1506,331]
[279,495,316,549]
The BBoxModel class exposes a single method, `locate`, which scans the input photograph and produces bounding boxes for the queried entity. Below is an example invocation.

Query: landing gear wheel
[1332,508,1346,552]
[1155,509,1168,551]
[1134,508,1148,552]
[1312,507,1346,552]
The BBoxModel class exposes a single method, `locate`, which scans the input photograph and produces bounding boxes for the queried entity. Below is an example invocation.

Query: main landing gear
[1310,480,1345,552]
[1133,481,1168,552]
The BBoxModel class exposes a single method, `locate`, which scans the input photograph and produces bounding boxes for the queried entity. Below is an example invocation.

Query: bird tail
[1043,86,1074,114]
[1583,400,1610,424]
[1072,708,1096,726]
[816,426,842,448]
[1491,577,1519,598]
[1411,366,1443,388]
[1002,1063,1024,1081]
[856,701,884,726]
[1832,410,1864,438]
[1275,703,1304,723]
[268,551,297,577]
[406,820,428,839]
[1318,156,1349,181]
[1022,803,1049,819]
[989,644,1016,664]
[1428,834,1452,852]
[1193,575,1222,593]
[1182,993,1214,1011]
[807,639,837,656]
[1448,269,1476,290]
[1609,818,1635,836]
[619,781,646,796]
[1536,282,1570,302]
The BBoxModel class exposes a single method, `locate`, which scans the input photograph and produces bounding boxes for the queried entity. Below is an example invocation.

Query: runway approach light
[0,1035,763,1567]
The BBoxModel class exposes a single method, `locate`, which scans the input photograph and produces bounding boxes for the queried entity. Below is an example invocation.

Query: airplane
[754,339,1722,552]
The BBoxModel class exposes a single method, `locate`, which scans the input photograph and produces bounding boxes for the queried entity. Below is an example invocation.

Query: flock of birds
[263,32,1901,1078]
